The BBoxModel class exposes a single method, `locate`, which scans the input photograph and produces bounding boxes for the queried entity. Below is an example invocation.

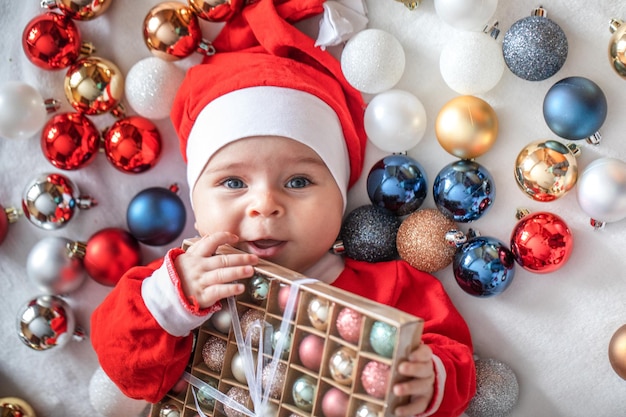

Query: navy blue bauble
[126,186,186,246]
[366,154,428,216]
[433,160,495,222]
[453,236,516,297]
[340,205,401,263]
[543,76,607,140]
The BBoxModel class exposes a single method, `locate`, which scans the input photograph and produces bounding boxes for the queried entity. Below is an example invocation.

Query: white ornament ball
[89,367,148,417]
[0,81,47,140]
[125,57,186,120]
[576,157,626,224]
[364,89,427,153]
[434,0,498,31]
[341,29,405,95]
[440,31,505,95]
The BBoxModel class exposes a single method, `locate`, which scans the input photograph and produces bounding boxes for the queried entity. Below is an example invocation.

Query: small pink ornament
[298,334,325,372]
[321,387,349,417]
[335,307,362,344]
[361,360,390,399]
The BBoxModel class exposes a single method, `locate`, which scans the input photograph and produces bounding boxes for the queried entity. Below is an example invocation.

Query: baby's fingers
[187,231,239,256]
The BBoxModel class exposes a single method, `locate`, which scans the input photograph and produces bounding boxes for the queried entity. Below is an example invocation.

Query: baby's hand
[175,232,259,309]
[392,343,435,417]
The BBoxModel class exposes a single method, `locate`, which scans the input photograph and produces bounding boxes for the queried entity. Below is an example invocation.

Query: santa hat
[170,0,367,209]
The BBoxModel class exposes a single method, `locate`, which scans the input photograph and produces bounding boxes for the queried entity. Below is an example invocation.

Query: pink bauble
[298,334,325,372]
[361,361,390,399]
[335,307,363,344]
[277,284,300,313]
[321,388,349,417]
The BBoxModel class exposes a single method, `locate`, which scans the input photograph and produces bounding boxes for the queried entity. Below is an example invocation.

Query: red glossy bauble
[510,211,574,273]
[103,116,162,173]
[0,205,8,245]
[22,12,81,70]
[41,112,100,170]
[84,228,142,286]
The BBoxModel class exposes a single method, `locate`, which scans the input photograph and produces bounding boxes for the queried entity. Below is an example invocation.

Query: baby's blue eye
[286,177,311,189]
[223,178,246,189]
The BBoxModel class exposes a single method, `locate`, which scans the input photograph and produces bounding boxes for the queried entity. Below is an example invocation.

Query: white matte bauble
[0,81,47,140]
[434,0,498,31]
[576,157,626,224]
[341,29,405,95]
[26,236,87,295]
[89,367,148,417]
[440,31,505,95]
[364,89,427,153]
[125,57,186,120]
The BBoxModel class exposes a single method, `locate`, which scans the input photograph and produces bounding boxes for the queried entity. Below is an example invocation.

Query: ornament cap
[4,207,21,224]
[609,18,623,34]
[515,208,531,220]
[73,325,87,342]
[331,240,345,255]
[531,6,547,18]
[40,0,56,9]
[80,41,96,56]
[590,218,605,230]
[67,240,87,259]
[445,229,467,247]
[197,40,217,56]
[484,21,501,40]
[44,98,61,113]
[77,196,98,209]
[567,142,582,156]
[396,0,421,10]
[586,131,602,145]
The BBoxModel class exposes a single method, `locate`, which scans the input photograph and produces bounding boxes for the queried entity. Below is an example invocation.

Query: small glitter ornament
[366,154,428,216]
[103,116,162,174]
[292,375,316,411]
[201,335,227,372]
[328,347,357,385]
[64,56,124,115]
[224,386,250,417]
[360,361,390,399]
[510,211,574,274]
[609,19,626,79]
[248,274,270,303]
[397,208,458,273]
[543,76,607,143]
[262,361,287,399]
[239,308,266,346]
[435,95,498,159]
[341,29,405,94]
[465,358,519,417]
[452,234,516,297]
[335,307,363,344]
[307,297,331,331]
[321,387,349,417]
[26,236,87,295]
[514,139,579,202]
[41,112,100,170]
[298,334,325,372]
[609,324,626,380]
[209,307,232,334]
[433,160,495,223]
[22,172,97,230]
[576,157,626,227]
[369,321,397,358]
[126,185,186,246]
[502,7,568,81]
[339,205,401,263]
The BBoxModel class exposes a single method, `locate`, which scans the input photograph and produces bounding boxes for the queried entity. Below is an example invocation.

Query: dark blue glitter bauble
[502,15,568,81]
[366,154,428,216]
[127,186,186,246]
[433,160,495,223]
[453,236,516,297]
[543,76,607,140]
[340,205,401,262]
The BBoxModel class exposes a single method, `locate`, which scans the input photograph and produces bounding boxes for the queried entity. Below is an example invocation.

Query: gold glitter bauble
[396,208,457,273]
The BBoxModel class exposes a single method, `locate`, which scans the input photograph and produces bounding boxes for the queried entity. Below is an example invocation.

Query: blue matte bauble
[543,76,607,140]
[340,205,401,262]
[126,186,186,246]
[367,154,428,216]
[453,236,516,297]
[433,160,495,223]
[369,321,397,358]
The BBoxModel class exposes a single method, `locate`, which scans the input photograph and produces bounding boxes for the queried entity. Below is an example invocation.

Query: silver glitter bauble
[16,294,77,350]
[26,236,87,295]
[502,9,568,81]
[465,358,519,417]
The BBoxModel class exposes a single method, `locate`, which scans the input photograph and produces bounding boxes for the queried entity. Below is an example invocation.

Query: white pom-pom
[364,89,427,153]
[89,367,148,417]
[440,31,505,95]
[125,57,186,120]
[341,29,405,95]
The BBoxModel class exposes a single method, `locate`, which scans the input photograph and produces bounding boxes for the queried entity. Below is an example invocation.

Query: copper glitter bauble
[239,308,265,346]
[262,361,287,399]
[201,335,227,372]
[609,324,626,380]
[335,307,363,344]
[224,386,250,417]
[397,208,457,273]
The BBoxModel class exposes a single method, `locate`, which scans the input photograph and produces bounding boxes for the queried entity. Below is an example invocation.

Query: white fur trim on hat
[186,86,350,209]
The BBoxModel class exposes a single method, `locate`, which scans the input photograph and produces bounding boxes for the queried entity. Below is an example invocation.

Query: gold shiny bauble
[328,347,356,385]
[396,208,458,273]
[64,56,124,115]
[609,19,626,79]
[514,139,578,202]
[188,0,239,22]
[0,398,36,417]
[609,324,626,380]
[143,2,202,61]
[307,297,331,331]
[45,0,113,20]
[435,95,499,159]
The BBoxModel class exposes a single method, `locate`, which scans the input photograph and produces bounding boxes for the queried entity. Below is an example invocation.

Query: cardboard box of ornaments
[151,240,424,417]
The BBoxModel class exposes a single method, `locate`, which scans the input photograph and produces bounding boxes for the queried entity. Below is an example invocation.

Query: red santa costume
[91,1,476,416]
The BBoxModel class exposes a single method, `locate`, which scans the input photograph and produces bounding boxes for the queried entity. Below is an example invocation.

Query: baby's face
[192,136,344,273]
